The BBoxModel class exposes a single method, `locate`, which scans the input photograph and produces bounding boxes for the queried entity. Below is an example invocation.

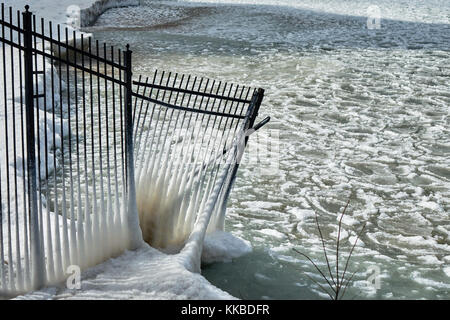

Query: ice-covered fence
[0,4,141,296]
[0,3,266,297]
[132,74,264,261]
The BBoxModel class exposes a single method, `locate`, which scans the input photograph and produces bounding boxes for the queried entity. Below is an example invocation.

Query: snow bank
[14,231,251,299]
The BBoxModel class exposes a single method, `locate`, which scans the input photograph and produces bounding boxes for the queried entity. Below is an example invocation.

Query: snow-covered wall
[80,0,140,27]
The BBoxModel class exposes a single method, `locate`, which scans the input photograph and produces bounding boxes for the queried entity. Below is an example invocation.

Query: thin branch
[339,269,358,300]
[303,272,335,300]
[292,248,336,294]
[335,199,350,297]
[315,211,336,287]
[340,223,366,287]
[294,199,366,300]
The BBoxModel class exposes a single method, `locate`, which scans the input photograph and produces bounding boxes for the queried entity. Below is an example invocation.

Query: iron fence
[0,4,265,297]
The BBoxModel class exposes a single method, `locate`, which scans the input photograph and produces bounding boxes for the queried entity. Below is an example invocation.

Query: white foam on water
[179,0,450,24]
[256,229,286,240]
[89,0,450,299]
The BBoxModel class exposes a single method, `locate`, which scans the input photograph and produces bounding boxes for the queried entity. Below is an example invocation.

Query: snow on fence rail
[0,4,265,297]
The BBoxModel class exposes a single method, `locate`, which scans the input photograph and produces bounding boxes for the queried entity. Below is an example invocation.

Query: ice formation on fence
[132,73,258,258]
[0,3,263,297]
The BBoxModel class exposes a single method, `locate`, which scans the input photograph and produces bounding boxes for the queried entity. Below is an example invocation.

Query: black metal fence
[0,4,265,296]
[132,72,263,249]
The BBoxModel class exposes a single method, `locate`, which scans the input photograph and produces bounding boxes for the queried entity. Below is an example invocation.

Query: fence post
[217,88,264,230]
[23,5,45,289]
[124,44,142,249]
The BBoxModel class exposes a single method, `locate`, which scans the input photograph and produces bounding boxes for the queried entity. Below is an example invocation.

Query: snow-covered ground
[13,231,250,299]
[4,0,99,26]
[18,242,238,300]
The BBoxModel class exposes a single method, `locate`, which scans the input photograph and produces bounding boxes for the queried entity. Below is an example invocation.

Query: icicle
[45,187,55,283]
[0,162,6,291]
[75,167,84,270]
[52,177,62,281]
[83,173,92,268]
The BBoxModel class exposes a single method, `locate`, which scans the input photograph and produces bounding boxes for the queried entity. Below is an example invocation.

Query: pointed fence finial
[126,44,130,51]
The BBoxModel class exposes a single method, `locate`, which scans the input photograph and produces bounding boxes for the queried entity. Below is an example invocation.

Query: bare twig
[293,199,365,300]
[340,223,366,288]
[292,248,335,294]
[315,212,336,287]
[335,199,350,298]
[339,269,358,300]
[303,272,335,300]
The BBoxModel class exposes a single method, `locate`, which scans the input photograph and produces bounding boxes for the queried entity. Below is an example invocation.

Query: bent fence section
[132,74,262,253]
[0,4,264,297]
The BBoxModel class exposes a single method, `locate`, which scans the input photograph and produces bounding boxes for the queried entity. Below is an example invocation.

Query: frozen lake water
[90,0,450,299]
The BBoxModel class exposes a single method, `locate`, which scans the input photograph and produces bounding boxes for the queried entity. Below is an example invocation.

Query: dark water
[91,0,450,299]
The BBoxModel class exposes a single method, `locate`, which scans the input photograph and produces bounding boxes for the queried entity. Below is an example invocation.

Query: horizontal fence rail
[0,4,265,297]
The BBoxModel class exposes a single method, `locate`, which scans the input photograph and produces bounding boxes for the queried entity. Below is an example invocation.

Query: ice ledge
[15,243,236,300]
[202,231,252,265]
